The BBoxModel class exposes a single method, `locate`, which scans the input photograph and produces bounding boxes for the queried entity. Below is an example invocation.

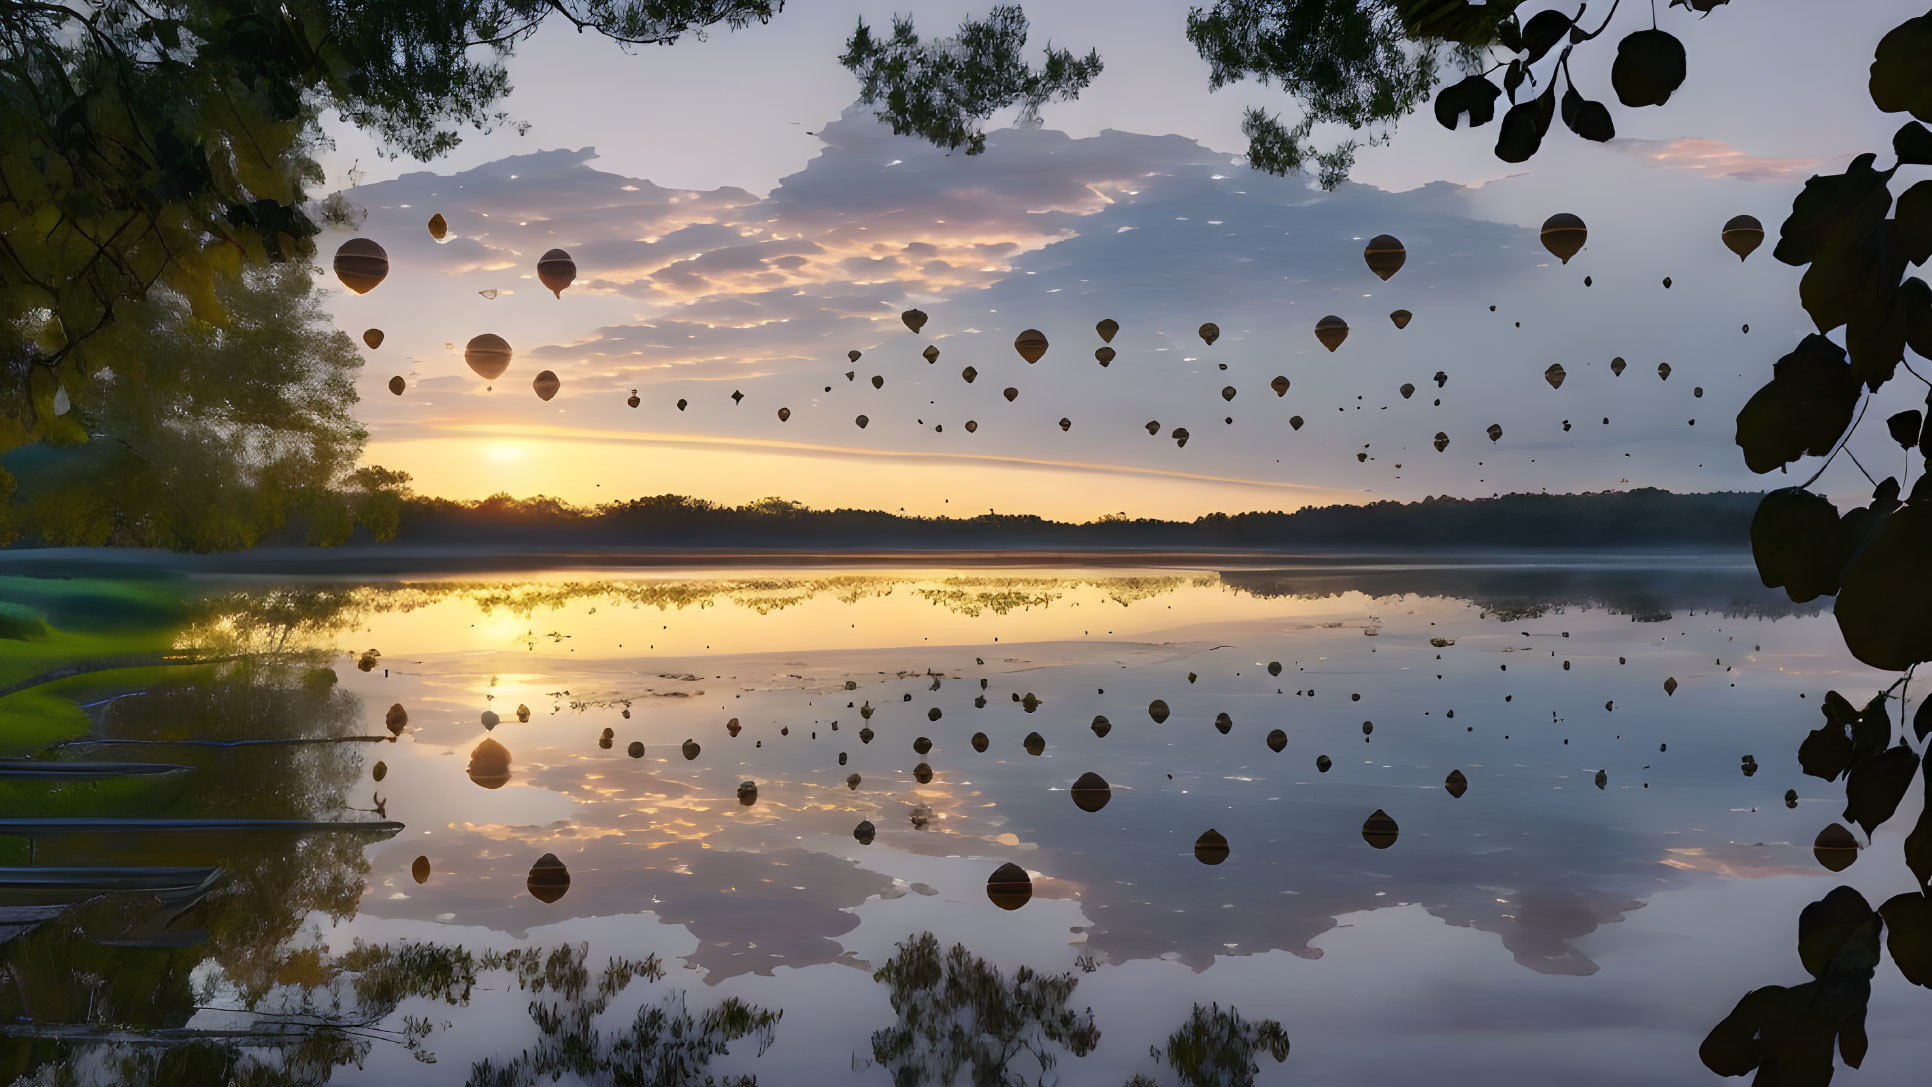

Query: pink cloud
[1614,137,1821,182]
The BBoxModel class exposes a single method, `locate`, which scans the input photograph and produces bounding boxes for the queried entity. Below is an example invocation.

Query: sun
[484,442,526,464]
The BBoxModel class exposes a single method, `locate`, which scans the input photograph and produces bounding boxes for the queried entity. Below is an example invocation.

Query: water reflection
[5,560,1921,1083]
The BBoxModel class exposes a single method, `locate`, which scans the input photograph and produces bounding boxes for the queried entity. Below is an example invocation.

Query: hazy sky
[317,0,1926,519]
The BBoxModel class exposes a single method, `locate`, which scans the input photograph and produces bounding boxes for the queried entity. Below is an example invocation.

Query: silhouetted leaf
[1897,122,1932,167]
[1907,760,1932,888]
[1521,10,1572,62]
[1495,83,1555,162]
[1898,182,1932,265]
[1878,891,1932,987]
[1843,744,1919,836]
[1611,29,1686,107]
[1835,501,1932,670]
[1775,154,1896,268]
[1559,83,1614,142]
[1734,335,1861,473]
[1752,488,1845,602]
[1870,14,1932,122]
[1433,74,1502,129]
[1798,886,1878,981]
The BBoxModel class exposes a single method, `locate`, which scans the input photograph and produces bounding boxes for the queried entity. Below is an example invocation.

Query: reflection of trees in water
[868,931,1099,1087]
[1217,565,1826,622]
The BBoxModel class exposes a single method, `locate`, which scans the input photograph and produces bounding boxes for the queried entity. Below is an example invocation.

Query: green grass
[0,575,195,756]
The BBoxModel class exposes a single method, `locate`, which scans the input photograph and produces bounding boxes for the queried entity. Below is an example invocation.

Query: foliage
[839,6,1101,156]
[1133,1002,1289,1087]
[840,1,1746,187]
[869,931,1100,1087]
[1,0,782,532]
[3,263,409,550]
[1731,11,1932,677]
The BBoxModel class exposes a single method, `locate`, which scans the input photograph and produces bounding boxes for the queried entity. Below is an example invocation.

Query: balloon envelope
[986,862,1032,910]
[1014,329,1048,363]
[426,214,447,240]
[1314,315,1349,352]
[1540,213,1587,263]
[537,249,576,297]
[1198,322,1220,345]
[532,370,561,401]
[465,334,512,380]
[901,308,927,333]
[1096,318,1119,343]
[333,238,389,294]
[1363,234,1406,280]
[527,853,570,903]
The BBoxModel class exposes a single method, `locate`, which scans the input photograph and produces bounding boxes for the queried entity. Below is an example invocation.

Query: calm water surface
[6,557,1927,1085]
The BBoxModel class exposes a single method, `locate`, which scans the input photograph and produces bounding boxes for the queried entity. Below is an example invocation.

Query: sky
[315,0,1928,520]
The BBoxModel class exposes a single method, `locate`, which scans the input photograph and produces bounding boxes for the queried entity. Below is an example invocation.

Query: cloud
[1613,137,1821,182]
[334,106,1800,515]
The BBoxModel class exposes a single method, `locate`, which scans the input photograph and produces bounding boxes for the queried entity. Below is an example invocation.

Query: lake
[2,554,1926,1085]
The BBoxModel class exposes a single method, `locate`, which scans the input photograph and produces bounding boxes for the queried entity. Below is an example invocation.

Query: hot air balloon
[363,329,384,349]
[681,739,701,761]
[923,345,940,363]
[627,391,641,408]
[1434,371,1448,388]
[1362,809,1399,849]
[411,856,431,883]
[467,739,511,789]
[1095,347,1115,366]
[1089,715,1112,738]
[1267,661,1282,676]
[537,249,576,297]
[777,407,791,421]
[1664,676,1678,696]
[1148,699,1170,723]
[427,214,448,240]
[1221,385,1237,402]
[532,370,560,401]
[1486,423,1502,442]
[627,741,644,758]
[731,389,743,404]
[1214,711,1233,734]
[1433,432,1450,452]
[1390,309,1413,329]
[1198,322,1220,346]
[1194,829,1230,865]
[855,415,869,428]
[902,308,927,333]
[1096,318,1119,342]
[1317,754,1332,772]
[1172,427,1190,447]
[1445,769,1468,798]
[1363,234,1406,280]
[388,376,406,396]
[1661,276,1672,289]
[737,780,758,805]
[848,350,862,362]
[527,853,570,903]
[1003,387,1019,402]
[1070,771,1111,812]
[854,820,876,845]
[971,731,990,752]
[333,238,389,294]
[987,862,1032,909]
[1544,364,1567,390]
[676,398,688,411]
[1014,329,1048,363]
[1289,416,1304,430]
[1023,732,1046,756]
[1059,417,1072,431]
[1400,383,1415,399]
[1145,421,1161,435]
[1271,376,1290,396]
[1266,729,1287,752]
[871,375,884,389]
[1540,213,1587,264]
[1611,357,1627,376]
[372,760,388,782]
[1314,315,1350,352]
[964,420,978,433]
[1722,214,1764,260]
[465,334,512,380]
[1657,362,1672,381]
[385,704,408,735]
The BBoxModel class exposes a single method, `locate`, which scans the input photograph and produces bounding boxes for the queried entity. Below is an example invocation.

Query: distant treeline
[364,488,1759,551]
